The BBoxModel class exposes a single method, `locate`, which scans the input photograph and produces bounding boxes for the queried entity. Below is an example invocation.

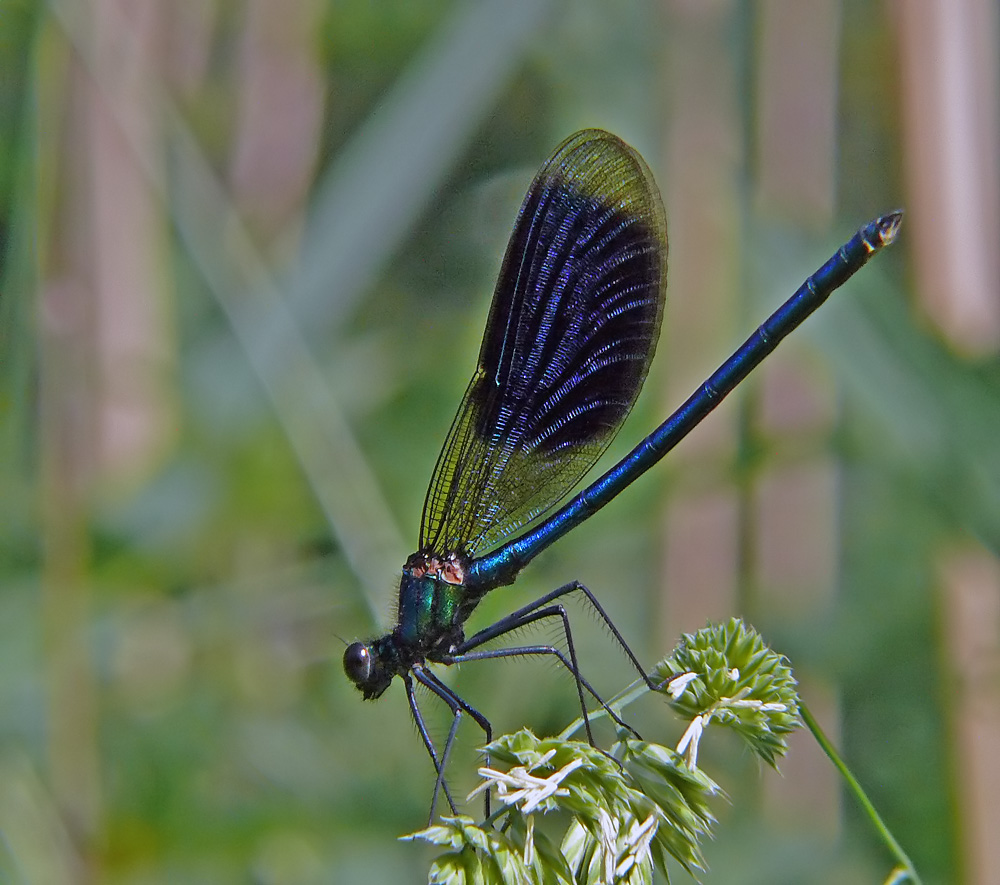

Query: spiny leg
[403,671,458,819]
[448,594,645,745]
[448,642,639,744]
[447,605,612,746]
[461,581,658,692]
[412,665,494,822]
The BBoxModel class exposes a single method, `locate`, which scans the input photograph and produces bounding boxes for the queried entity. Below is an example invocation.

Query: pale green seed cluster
[407,618,804,884]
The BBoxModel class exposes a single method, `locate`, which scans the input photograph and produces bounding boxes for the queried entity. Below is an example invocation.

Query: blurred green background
[2,0,998,882]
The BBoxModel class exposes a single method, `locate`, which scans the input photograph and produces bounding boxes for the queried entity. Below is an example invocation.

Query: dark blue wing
[419,130,667,557]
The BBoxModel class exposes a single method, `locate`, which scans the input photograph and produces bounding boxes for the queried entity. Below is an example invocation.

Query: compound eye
[343,642,372,687]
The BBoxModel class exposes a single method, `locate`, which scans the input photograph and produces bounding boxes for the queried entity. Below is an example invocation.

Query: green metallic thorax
[396,568,476,655]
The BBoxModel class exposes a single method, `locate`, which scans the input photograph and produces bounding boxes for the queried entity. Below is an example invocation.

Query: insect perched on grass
[343,129,902,820]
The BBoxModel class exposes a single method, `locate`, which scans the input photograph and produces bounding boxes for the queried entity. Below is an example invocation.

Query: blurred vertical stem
[800,702,922,884]
[36,18,102,882]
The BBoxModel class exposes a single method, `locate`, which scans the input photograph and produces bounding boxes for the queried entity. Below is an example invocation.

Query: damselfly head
[344,641,393,700]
